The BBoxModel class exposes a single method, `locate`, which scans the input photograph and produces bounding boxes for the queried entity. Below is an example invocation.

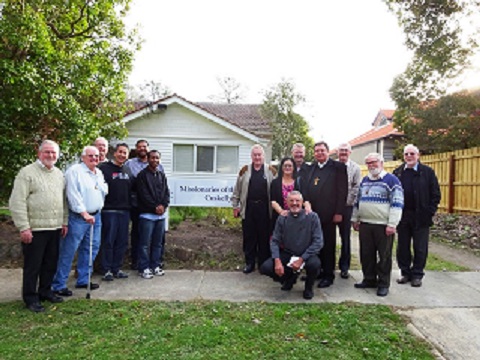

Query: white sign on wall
[170,178,235,207]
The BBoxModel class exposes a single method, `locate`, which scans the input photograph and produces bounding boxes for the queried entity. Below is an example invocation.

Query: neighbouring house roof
[123,94,271,140]
[349,122,403,147]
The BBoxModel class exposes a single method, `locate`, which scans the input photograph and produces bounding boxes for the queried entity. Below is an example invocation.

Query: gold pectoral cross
[314,177,320,186]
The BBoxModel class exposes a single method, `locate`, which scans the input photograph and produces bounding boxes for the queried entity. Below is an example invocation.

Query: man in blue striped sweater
[351,153,404,297]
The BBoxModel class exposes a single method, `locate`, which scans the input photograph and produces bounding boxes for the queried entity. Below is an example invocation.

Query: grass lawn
[0,300,435,360]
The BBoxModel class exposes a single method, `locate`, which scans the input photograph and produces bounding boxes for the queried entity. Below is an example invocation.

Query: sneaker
[153,267,165,276]
[102,271,114,281]
[114,270,129,279]
[140,268,153,279]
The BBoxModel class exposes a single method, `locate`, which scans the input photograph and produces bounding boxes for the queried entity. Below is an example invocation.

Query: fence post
[448,155,455,213]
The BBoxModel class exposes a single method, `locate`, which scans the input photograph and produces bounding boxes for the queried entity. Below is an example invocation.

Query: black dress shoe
[411,278,422,287]
[75,283,100,290]
[303,288,314,300]
[377,287,389,297]
[340,271,349,279]
[40,293,64,303]
[281,274,298,291]
[396,276,411,284]
[54,288,73,297]
[242,264,255,274]
[317,279,333,288]
[26,302,45,313]
[354,281,377,289]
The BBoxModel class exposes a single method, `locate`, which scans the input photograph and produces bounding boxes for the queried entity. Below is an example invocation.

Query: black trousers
[242,200,270,268]
[22,229,61,305]
[319,220,336,281]
[260,251,321,288]
[337,206,353,272]
[397,210,430,279]
[359,223,393,288]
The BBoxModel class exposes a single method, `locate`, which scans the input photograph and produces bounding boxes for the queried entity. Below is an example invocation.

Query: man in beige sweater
[9,140,68,313]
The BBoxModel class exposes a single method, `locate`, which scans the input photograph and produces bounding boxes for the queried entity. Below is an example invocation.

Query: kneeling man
[260,191,323,300]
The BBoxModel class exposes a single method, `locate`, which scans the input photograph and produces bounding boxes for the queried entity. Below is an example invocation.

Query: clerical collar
[317,159,329,169]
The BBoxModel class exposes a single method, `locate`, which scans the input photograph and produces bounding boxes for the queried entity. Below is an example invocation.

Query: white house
[121,94,272,207]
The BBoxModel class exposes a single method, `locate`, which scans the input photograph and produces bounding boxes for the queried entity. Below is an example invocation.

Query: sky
[125,0,479,148]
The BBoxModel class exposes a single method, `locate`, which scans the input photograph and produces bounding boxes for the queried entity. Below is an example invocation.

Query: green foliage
[0,0,140,200]
[385,0,479,118]
[0,300,435,359]
[398,91,480,153]
[260,79,314,161]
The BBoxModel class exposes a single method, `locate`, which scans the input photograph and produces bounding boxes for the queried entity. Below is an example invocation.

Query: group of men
[233,142,440,299]
[9,138,170,312]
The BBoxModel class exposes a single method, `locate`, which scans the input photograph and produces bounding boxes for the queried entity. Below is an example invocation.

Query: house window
[173,144,238,173]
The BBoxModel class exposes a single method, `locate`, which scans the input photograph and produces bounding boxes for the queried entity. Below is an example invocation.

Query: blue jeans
[138,217,165,272]
[101,210,129,274]
[52,212,101,290]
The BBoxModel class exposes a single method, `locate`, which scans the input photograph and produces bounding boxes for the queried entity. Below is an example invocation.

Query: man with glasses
[52,146,108,297]
[393,144,441,287]
[352,153,403,297]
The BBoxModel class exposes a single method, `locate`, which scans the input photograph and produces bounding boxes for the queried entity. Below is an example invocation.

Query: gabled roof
[349,123,403,147]
[122,94,271,142]
[372,109,395,127]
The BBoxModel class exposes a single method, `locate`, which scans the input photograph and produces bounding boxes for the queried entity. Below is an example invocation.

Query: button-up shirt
[65,163,108,213]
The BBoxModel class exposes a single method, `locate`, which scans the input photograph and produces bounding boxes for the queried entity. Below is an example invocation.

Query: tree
[260,79,314,161]
[209,76,246,104]
[385,0,479,125]
[0,0,139,200]
[400,91,480,154]
[137,80,172,102]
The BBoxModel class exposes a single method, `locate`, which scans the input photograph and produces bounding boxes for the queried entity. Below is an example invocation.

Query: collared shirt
[125,157,164,177]
[317,159,329,169]
[404,162,419,171]
[65,162,108,213]
[36,159,47,169]
[367,169,387,181]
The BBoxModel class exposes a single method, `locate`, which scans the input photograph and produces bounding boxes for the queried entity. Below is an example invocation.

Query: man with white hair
[232,144,277,274]
[352,153,403,297]
[94,137,109,163]
[52,146,108,297]
[336,142,361,279]
[393,144,441,287]
[9,140,68,312]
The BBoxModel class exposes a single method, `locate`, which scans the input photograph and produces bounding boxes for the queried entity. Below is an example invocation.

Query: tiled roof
[196,102,271,137]
[349,123,403,147]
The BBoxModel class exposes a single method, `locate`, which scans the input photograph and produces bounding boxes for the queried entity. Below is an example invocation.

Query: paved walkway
[1,268,479,360]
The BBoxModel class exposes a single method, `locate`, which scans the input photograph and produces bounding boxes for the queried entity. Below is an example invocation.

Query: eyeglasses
[366,160,379,165]
[404,152,416,156]
[283,164,293,168]
[87,154,99,158]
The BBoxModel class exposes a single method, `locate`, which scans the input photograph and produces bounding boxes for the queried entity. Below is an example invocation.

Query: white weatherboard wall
[123,102,268,207]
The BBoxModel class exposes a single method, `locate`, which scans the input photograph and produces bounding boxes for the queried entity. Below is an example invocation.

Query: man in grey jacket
[336,142,361,279]
[260,191,323,300]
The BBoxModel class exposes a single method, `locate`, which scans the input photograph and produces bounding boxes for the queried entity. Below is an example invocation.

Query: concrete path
[1,268,479,360]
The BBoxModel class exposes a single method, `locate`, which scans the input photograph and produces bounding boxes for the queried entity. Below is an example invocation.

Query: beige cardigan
[9,162,68,231]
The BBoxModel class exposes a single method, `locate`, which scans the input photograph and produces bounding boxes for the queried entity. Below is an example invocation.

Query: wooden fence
[359,147,480,215]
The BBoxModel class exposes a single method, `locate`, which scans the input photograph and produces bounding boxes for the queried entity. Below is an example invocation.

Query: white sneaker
[140,268,153,279]
[153,267,165,276]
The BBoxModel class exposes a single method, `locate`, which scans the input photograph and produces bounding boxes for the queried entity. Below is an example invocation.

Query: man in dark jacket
[260,191,323,300]
[302,141,348,288]
[136,150,170,279]
[394,144,441,287]
[98,143,133,281]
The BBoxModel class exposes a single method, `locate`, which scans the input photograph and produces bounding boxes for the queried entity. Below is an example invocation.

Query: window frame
[173,144,238,174]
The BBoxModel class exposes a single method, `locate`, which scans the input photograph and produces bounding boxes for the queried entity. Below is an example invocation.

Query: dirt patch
[165,216,244,271]
[0,214,244,271]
